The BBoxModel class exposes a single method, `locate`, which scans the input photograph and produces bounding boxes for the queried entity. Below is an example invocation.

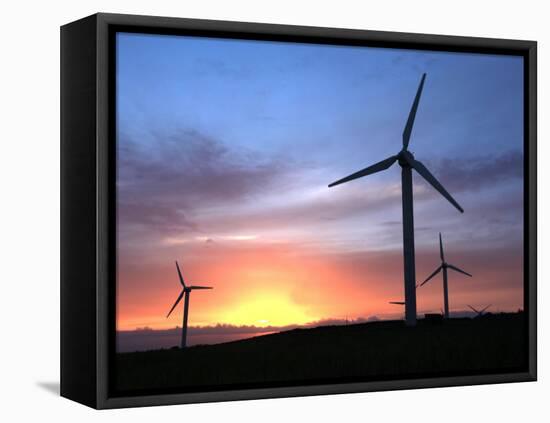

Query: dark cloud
[119,129,290,206]
[117,203,197,233]
[424,150,523,194]
[118,129,294,240]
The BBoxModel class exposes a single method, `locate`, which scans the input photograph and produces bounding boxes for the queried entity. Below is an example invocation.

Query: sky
[115,32,524,349]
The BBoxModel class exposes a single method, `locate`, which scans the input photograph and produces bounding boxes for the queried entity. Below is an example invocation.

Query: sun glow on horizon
[216,292,314,327]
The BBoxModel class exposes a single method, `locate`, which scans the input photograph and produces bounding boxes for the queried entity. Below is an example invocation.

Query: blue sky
[115,32,524,333]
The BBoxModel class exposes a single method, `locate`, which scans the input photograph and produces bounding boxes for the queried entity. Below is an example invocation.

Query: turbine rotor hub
[397,150,414,167]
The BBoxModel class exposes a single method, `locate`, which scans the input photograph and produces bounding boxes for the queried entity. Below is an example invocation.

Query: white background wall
[1,0,546,421]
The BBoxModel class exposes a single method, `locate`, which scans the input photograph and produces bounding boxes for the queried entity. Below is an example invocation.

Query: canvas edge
[60,13,99,409]
[526,42,537,381]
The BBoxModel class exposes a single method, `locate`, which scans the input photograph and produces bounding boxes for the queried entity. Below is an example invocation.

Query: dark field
[115,313,527,393]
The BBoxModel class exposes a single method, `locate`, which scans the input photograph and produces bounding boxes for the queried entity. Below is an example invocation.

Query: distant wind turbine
[420,233,472,319]
[328,74,464,326]
[468,304,491,318]
[166,261,213,348]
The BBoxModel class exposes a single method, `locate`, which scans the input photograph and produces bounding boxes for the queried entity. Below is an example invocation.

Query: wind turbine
[166,261,213,348]
[328,74,464,326]
[420,233,472,319]
[468,304,491,318]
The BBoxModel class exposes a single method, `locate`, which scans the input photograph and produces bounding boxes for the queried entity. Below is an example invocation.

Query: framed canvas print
[60,13,537,409]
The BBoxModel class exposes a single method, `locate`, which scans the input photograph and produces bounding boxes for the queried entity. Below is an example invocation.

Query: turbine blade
[467,305,479,314]
[408,158,464,213]
[328,156,397,187]
[420,265,442,287]
[189,286,213,290]
[175,261,186,288]
[447,264,472,277]
[166,290,184,318]
[389,301,405,305]
[439,233,445,261]
[402,73,426,149]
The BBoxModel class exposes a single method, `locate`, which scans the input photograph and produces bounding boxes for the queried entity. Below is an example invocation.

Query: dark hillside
[115,313,526,393]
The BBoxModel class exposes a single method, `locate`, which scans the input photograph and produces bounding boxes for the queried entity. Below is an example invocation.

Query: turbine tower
[328,74,464,326]
[468,304,491,318]
[420,233,472,319]
[166,261,213,348]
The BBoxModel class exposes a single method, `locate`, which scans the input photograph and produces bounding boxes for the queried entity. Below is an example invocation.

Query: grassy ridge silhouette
[116,312,526,392]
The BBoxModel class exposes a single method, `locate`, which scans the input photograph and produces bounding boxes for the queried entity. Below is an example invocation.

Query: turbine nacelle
[397,149,415,167]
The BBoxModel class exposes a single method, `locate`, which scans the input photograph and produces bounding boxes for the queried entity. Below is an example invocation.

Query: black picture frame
[60,12,537,409]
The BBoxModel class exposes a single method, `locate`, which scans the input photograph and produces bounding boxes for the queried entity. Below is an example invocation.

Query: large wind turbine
[166,261,213,348]
[328,74,464,326]
[420,233,472,319]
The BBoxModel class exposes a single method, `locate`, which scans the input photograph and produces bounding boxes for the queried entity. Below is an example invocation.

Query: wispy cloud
[117,129,298,245]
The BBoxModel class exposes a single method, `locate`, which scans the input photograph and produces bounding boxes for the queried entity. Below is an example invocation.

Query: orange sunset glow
[116,238,523,333]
